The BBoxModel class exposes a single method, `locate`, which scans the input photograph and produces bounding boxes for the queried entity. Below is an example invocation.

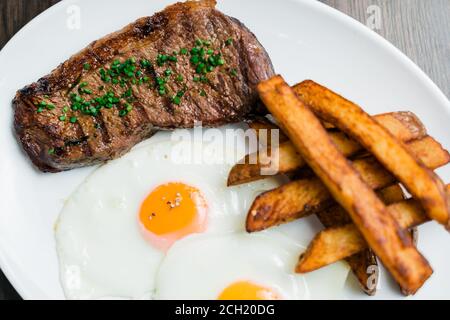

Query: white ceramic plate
[0,0,449,300]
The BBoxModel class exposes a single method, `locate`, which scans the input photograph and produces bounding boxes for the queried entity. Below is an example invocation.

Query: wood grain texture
[0,0,449,300]
[319,0,450,98]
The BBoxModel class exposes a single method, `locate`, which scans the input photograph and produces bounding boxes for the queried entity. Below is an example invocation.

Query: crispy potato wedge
[258,75,432,294]
[295,187,445,274]
[246,119,422,295]
[315,184,405,227]
[246,136,450,232]
[247,117,289,146]
[294,80,450,228]
[317,184,405,295]
[228,111,426,186]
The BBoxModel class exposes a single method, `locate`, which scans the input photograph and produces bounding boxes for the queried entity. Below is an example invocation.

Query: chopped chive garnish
[157,54,168,66]
[56,40,226,123]
[225,37,233,46]
[140,59,152,69]
[191,47,200,55]
[48,148,55,155]
[230,68,238,77]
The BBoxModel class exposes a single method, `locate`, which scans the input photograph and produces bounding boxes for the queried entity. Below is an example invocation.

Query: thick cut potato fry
[258,75,432,294]
[246,119,426,296]
[315,184,405,227]
[316,184,405,296]
[247,118,289,145]
[228,111,426,186]
[294,80,450,228]
[246,136,450,232]
[295,185,447,273]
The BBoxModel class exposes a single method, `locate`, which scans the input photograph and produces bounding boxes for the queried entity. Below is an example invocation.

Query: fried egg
[154,231,349,300]
[55,127,284,299]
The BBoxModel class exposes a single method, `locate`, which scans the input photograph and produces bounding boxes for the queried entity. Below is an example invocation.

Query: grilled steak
[13,0,274,172]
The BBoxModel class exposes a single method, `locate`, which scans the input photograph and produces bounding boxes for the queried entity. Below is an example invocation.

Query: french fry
[246,119,426,295]
[246,136,450,232]
[258,75,432,294]
[295,184,450,273]
[315,184,405,227]
[346,251,378,295]
[294,80,450,228]
[228,111,426,186]
[316,184,405,295]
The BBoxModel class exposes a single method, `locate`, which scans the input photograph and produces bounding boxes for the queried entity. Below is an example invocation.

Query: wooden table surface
[1,0,449,300]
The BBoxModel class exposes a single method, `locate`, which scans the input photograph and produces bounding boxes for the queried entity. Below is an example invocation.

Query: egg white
[55,126,285,299]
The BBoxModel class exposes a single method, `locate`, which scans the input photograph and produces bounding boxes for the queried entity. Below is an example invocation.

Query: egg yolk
[218,281,281,300]
[139,182,207,251]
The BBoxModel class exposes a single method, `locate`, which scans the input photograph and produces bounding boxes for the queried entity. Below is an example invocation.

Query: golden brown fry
[245,119,426,295]
[247,118,289,146]
[315,184,405,227]
[296,186,450,278]
[297,224,368,274]
[228,142,304,186]
[316,184,405,296]
[294,80,450,228]
[246,136,450,232]
[258,75,432,294]
[228,111,426,186]
[378,183,407,204]
[399,227,420,295]
[296,195,435,273]
[346,251,378,295]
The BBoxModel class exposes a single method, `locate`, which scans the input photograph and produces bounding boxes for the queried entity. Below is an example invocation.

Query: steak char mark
[13,0,275,172]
